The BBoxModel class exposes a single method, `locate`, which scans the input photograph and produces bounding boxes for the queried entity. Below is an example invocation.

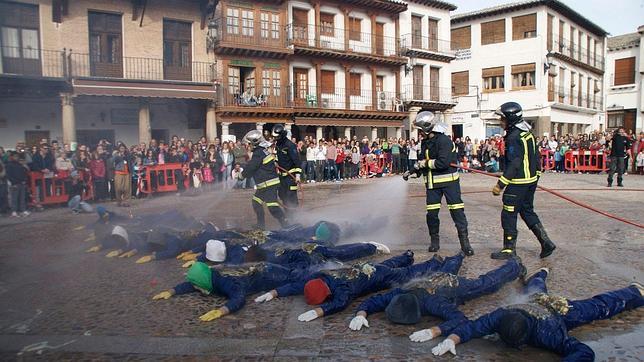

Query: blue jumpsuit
[356,258,523,334]
[449,270,643,361]
[275,253,464,316]
[172,262,310,314]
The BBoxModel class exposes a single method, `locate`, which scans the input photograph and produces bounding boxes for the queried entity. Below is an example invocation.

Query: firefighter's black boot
[428,234,440,252]
[457,229,474,256]
[530,223,556,258]
[491,234,516,259]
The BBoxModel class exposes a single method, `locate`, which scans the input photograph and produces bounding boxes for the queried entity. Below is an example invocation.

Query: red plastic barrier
[138,163,186,194]
[564,150,607,172]
[540,150,555,171]
[29,170,94,206]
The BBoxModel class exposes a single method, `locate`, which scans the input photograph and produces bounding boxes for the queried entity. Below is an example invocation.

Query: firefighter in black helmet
[241,130,288,229]
[404,111,473,256]
[491,102,556,260]
[272,124,301,213]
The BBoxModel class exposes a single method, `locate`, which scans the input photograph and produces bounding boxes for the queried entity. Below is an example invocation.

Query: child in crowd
[637,149,644,175]
[471,156,481,170]
[485,156,499,173]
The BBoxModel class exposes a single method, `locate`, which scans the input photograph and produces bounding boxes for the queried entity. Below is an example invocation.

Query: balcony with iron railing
[208,17,291,56]
[216,83,291,109]
[0,46,66,79]
[401,84,456,107]
[552,38,604,72]
[69,53,216,83]
[292,85,401,113]
[399,34,455,61]
[286,23,405,65]
[551,86,603,111]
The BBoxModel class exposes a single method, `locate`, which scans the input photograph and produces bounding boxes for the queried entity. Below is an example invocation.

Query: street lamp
[544,51,555,74]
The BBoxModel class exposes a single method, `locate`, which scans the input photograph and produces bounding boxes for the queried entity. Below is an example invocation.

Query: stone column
[206,101,217,142]
[61,93,76,146]
[370,66,377,110]
[395,127,402,139]
[285,123,293,140]
[221,122,231,136]
[371,126,378,141]
[408,106,422,140]
[256,122,265,131]
[344,126,352,139]
[316,126,323,140]
[138,99,151,145]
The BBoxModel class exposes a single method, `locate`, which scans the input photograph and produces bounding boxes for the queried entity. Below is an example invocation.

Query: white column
[206,101,217,142]
[61,93,76,146]
[371,127,378,141]
[138,99,151,145]
[395,127,402,139]
[221,122,231,136]
[256,122,265,131]
[316,126,323,140]
[408,106,422,141]
[344,126,352,139]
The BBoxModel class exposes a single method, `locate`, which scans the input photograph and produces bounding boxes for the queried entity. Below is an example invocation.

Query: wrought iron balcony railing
[0,46,66,78]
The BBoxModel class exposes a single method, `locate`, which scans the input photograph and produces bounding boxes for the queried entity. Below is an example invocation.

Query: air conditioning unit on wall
[377,91,390,111]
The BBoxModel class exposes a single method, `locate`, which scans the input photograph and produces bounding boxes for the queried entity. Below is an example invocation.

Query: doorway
[25,130,50,147]
[451,124,463,139]
[293,68,309,107]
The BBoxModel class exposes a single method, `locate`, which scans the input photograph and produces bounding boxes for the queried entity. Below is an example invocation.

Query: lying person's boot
[529,223,556,258]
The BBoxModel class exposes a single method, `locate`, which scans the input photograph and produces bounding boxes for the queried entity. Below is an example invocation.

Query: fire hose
[448,164,644,230]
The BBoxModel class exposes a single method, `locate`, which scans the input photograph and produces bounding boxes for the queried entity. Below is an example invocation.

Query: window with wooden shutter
[320,13,334,36]
[512,14,536,40]
[614,57,635,85]
[511,63,535,89]
[0,2,41,75]
[547,14,553,51]
[163,19,192,81]
[481,19,505,45]
[577,74,582,106]
[558,20,564,52]
[482,66,504,92]
[88,11,122,77]
[569,71,575,105]
[320,70,335,94]
[349,17,361,41]
[451,71,469,96]
[349,73,361,96]
[451,26,471,49]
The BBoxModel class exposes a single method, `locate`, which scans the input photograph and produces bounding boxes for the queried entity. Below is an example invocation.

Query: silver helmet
[413,111,448,134]
[242,130,265,148]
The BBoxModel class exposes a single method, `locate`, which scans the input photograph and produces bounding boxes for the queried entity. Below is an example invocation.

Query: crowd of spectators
[0,128,642,217]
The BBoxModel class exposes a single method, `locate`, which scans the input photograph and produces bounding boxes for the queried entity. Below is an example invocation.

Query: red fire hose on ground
[450,164,644,230]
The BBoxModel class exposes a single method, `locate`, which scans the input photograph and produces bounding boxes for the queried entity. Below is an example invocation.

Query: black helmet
[271,124,287,140]
[495,102,523,128]
[497,310,530,348]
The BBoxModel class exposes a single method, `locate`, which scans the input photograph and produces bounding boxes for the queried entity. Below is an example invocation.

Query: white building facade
[448,0,608,141]
[605,26,644,134]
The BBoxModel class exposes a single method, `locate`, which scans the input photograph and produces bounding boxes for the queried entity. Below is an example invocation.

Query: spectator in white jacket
[306,141,317,183]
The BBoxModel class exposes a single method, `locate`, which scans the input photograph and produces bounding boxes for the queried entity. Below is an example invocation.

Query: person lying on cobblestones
[152,261,312,321]
[347,257,525,335]
[428,269,644,360]
[182,240,390,269]
[255,252,464,322]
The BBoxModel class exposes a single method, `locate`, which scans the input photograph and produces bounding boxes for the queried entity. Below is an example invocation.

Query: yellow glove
[492,184,502,196]
[105,250,122,258]
[176,251,190,260]
[86,246,101,253]
[199,309,224,322]
[136,255,154,264]
[84,235,96,242]
[181,252,199,261]
[182,260,196,268]
[152,290,174,300]
[119,249,138,258]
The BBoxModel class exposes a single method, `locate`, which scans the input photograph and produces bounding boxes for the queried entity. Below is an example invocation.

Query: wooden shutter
[451,26,471,49]
[547,14,553,51]
[511,63,535,74]
[0,2,39,27]
[481,19,505,45]
[349,73,361,96]
[412,15,422,48]
[320,13,334,36]
[349,17,361,41]
[320,70,335,94]
[482,66,504,77]
[614,57,635,85]
[428,19,438,51]
[293,9,307,26]
[451,71,468,96]
[624,110,636,132]
[512,14,536,40]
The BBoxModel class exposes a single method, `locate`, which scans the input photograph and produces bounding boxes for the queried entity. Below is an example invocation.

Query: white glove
[367,241,390,254]
[295,174,301,183]
[254,292,274,303]
[349,315,369,331]
[409,328,435,343]
[432,338,457,356]
[298,310,319,322]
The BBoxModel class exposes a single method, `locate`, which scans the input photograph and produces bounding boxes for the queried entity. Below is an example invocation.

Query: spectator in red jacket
[90,151,107,201]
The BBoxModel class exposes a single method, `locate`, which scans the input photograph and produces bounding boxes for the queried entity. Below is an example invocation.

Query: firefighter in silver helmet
[403,111,473,256]
[241,130,288,229]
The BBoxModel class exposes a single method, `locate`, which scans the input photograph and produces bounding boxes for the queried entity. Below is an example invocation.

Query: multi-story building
[0,0,458,148]
[605,26,643,134]
[0,0,218,148]
[448,0,608,141]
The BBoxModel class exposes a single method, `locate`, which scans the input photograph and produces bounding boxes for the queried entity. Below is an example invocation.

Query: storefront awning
[72,79,216,99]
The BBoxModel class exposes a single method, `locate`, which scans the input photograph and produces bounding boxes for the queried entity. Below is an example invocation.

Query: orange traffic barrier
[540,150,555,171]
[564,150,607,172]
[29,170,94,206]
[138,163,186,194]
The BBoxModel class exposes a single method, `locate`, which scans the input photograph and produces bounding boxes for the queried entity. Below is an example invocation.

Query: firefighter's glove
[492,184,502,196]
[409,328,435,343]
[432,338,457,356]
[153,290,174,300]
[199,309,224,322]
[254,291,275,303]
[176,251,190,260]
[349,315,369,331]
[295,174,301,183]
[136,255,154,264]
[181,252,199,261]
[298,310,320,322]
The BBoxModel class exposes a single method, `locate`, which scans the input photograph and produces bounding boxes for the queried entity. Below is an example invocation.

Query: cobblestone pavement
[0,172,642,361]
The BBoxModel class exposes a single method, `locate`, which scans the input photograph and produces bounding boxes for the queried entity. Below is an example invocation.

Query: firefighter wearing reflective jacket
[404,111,473,256]
[491,102,556,260]
[241,130,288,229]
[272,124,301,212]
